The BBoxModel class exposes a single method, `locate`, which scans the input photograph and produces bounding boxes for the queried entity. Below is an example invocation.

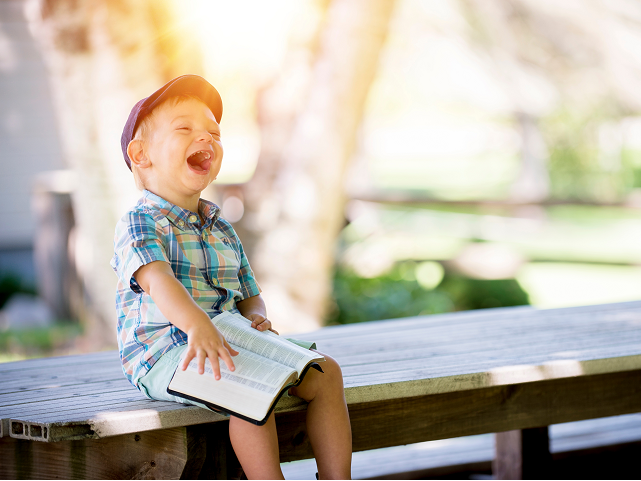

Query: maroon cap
[121,74,223,170]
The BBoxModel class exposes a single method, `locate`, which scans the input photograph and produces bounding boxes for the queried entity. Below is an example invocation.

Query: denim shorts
[137,338,316,412]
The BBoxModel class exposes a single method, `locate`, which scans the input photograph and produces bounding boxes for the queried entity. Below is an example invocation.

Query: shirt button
[178,220,185,227]
[189,215,198,223]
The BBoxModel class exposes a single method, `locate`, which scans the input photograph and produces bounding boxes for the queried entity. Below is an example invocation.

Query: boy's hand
[246,313,279,335]
[237,294,279,334]
[180,320,239,380]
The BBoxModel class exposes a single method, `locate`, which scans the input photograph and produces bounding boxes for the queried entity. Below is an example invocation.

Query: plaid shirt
[111,190,261,387]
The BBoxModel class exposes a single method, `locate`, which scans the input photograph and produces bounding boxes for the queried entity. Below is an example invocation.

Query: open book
[167,311,325,425]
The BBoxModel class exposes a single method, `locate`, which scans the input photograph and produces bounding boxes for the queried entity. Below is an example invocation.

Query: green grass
[0,323,83,362]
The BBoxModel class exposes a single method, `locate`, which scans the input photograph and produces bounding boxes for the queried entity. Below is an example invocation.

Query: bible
[167,310,325,425]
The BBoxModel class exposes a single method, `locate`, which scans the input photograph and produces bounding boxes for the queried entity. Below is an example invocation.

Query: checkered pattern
[111,190,261,387]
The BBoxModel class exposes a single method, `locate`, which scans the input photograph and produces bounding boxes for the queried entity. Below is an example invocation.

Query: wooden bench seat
[2,301,641,479]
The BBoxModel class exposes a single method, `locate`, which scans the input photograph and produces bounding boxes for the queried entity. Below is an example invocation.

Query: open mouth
[186,150,212,173]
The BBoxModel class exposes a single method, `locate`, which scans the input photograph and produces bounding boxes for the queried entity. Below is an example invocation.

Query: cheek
[214,141,223,160]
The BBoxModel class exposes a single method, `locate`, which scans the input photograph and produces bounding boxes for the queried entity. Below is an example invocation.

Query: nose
[197,130,213,144]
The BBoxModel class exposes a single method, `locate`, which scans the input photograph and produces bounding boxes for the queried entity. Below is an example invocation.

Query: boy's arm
[237,294,278,335]
[134,260,238,379]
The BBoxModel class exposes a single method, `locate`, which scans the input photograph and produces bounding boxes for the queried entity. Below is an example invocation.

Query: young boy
[111,75,352,479]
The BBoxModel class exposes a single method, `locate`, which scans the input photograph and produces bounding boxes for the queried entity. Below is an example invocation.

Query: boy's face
[141,97,223,206]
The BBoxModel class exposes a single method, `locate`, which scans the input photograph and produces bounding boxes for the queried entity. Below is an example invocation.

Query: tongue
[187,151,211,172]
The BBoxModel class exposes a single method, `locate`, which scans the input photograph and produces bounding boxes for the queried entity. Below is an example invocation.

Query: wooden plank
[2,390,148,418]
[1,301,637,386]
[320,301,641,338]
[5,393,304,442]
[0,426,193,479]
[314,315,641,356]
[326,313,641,349]
[330,328,641,366]
[0,380,132,405]
[337,344,641,381]
[276,369,641,462]
[16,403,228,442]
[5,354,640,440]
[0,370,124,395]
[0,351,118,373]
[333,339,641,377]
[306,301,641,341]
[338,354,641,403]
[283,434,494,480]
[4,321,638,407]
[0,361,121,382]
[317,332,641,368]
[0,364,121,386]
[494,427,551,480]
[339,350,641,391]
[282,413,641,480]
[13,400,178,424]
[312,316,634,352]
[551,414,641,452]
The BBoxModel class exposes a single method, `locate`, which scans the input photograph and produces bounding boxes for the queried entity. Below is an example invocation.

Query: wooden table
[2,301,641,479]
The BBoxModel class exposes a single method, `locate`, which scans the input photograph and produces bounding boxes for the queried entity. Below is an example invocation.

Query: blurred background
[1,0,641,361]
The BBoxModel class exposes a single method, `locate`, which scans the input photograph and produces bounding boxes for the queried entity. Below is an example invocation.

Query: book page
[169,363,278,421]
[188,346,296,393]
[212,311,324,373]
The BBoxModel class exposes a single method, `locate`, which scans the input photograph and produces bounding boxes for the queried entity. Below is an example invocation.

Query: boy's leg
[289,353,352,480]
[229,413,284,480]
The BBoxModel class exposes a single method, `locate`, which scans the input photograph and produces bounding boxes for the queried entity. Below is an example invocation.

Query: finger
[209,353,222,380]
[257,319,271,331]
[250,316,263,329]
[224,338,239,357]
[268,328,279,335]
[219,347,236,372]
[196,350,207,375]
[180,349,196,371]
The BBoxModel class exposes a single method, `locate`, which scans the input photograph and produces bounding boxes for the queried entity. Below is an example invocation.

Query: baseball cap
[121,74,223,170]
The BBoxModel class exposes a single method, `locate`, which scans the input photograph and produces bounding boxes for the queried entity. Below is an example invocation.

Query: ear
[127,140,151,168]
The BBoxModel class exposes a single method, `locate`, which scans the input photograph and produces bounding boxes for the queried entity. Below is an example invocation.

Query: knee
[318,354,344,390]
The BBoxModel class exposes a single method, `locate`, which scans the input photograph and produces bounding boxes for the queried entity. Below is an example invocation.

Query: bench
[282,414,641,479]
[2,300,641,479]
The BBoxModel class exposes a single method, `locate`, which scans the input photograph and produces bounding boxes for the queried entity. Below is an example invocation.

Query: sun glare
[171,0,312,183]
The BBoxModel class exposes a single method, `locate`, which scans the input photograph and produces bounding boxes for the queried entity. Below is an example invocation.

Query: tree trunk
[25,0,203,347]
[236,0,397,333]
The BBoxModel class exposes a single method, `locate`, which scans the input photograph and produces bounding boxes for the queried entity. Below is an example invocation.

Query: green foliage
[542,108,635,202]
[326,262,530,325]
[327,266,453,325]
[437,274,529,311]
[0,323,82,360]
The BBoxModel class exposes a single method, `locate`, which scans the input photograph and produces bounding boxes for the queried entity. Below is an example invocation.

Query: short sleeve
[231,230,261,299]
[111,211,170,294]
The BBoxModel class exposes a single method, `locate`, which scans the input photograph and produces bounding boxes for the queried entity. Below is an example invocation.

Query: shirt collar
[140,190,221,230]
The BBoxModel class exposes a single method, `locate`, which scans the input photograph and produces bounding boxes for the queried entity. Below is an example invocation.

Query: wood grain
[494,427,551,480]
[277,369,641,462]
[0,426,192,479]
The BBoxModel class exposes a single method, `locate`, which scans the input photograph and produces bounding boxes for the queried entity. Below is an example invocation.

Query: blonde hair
[130,94,205,190]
